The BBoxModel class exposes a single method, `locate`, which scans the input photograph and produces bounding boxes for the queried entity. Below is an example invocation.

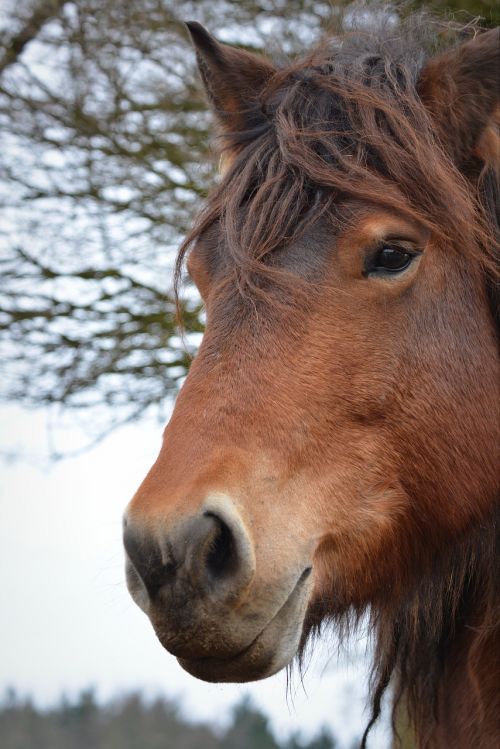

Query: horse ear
[418,28,499,171]
[186,22,275,139]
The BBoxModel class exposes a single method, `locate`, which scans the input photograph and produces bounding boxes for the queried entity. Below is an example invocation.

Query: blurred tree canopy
[0,689,345,749]
[0,0,497,444]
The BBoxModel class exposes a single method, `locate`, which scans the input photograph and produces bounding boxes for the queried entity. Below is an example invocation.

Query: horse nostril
[193,505,255,601]
[204,511,238,581]
[123,525,177,599]
[123,504,255,605]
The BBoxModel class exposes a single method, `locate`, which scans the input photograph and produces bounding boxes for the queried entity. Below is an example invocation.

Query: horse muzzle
[123,494,313,682]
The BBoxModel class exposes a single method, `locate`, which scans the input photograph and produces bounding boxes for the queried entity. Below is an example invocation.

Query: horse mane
[176,10,499,744]
[480,164,500,328]
[300,502,499,746]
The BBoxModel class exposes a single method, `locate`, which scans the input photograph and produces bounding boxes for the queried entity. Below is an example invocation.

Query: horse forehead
[268,219,335,278]
[192,214,336,286]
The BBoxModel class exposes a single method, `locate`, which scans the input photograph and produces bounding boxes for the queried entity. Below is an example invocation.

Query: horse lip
[176,565,313,681]
[209,566,313,660]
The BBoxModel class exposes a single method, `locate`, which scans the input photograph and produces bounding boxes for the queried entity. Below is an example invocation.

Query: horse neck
[377,503,499,748]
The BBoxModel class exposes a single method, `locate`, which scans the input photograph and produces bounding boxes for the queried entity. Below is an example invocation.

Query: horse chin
[177,637,285,683]
[171,567,312,683]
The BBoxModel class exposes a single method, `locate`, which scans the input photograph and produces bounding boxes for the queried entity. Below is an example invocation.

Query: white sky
[0,404,390,748]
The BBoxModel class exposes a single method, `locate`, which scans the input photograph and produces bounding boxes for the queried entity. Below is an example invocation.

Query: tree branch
[0,0,69,76]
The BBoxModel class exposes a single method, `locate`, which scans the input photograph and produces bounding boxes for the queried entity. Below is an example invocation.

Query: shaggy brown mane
[300,502,499,746]
[176,13,498,313]
[174,10,499,746]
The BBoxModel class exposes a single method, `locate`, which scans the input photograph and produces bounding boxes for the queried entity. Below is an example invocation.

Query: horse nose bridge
[168,350,282,445]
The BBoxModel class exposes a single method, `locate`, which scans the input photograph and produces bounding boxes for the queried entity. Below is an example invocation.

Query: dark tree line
[0,689,346,749]
[0,0,497,447]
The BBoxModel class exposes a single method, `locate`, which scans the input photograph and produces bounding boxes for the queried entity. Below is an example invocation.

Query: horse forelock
[176,16,498,326]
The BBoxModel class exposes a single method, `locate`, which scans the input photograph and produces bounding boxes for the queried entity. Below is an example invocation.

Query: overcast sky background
[0,403,390,747]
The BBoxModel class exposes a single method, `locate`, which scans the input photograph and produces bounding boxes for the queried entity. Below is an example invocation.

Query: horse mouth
[174,566,313,683]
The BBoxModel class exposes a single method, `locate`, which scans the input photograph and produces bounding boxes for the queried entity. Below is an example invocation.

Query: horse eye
[368,245,414,275]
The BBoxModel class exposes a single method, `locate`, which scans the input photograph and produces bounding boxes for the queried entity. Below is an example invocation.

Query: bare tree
[0,0,332,444]
[0,0,495,446]
[0,0,69,74]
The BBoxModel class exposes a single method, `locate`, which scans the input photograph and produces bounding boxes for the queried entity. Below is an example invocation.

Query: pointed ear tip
[184,20,203,33]
[184,21,217,49]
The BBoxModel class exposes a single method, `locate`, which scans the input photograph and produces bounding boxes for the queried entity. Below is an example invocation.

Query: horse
[123,12,499,748]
